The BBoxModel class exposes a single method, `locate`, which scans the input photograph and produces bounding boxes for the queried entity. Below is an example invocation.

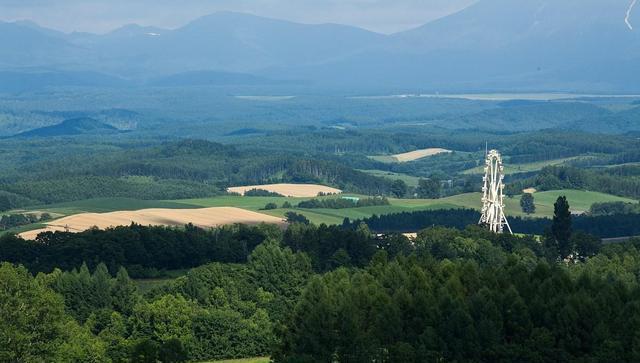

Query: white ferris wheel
[479,149,512,234]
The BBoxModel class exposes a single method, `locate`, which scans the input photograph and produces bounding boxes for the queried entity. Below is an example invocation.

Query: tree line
[344,207,640,239]
[0,223,278,276]
[297,196,389,209]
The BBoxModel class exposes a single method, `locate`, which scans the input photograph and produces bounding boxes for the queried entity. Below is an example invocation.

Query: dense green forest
[6,213,640,362]
[275,240,640,362]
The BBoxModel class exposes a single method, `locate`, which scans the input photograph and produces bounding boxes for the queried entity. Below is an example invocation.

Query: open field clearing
[176,194,458,225]
[523,190,637,216]
[462,156,592,175]
[188,189,635,220]
[11,190,635,237]
[260,202,461,225]
[360,169,422,187]
[18,207,285,240]
[18,197,201,216]
[370,148,452,163]
[174,195,296,210]
[227,183,341,197]
[388,189,637,218]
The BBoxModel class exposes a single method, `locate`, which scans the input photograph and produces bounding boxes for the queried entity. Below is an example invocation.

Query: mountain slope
[61,12,386,77]
[12,118,120,138]
[264,0,640,90]
[2,2,640,91]
[0,21,84,68]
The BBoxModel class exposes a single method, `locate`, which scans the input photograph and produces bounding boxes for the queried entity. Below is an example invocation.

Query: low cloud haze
[0,0,476,34]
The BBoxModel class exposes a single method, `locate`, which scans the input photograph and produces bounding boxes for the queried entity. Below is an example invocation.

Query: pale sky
[0,0,477,34]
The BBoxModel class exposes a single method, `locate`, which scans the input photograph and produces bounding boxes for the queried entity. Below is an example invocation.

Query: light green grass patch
[173,195,301,211]
[262,201,461,225]
[11,190,635,234]
[368,155,398,163]
[25,197,201,216]
[360,169,422,187]
[461,156,593,175]
[524,190,637,215]
[0,223,47,237]
[393,190,637,218]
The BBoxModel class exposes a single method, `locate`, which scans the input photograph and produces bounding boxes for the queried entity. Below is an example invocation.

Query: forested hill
[0,139,393,210]
[10,117,120,138]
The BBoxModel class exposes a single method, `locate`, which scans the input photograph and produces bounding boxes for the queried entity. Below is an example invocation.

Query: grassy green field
[0,222,47,237]
[20,197,202,215]
[7,189,637,235]
[519,190,637,216]
[360,169,422,187]
[461,156,591,175]
[172,195,304,211]
[177,189,637,222]
[368,155,398,163]
[259,202,460,225]
[426,190,636,217]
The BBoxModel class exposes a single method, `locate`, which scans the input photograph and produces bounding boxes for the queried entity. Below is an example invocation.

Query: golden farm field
[370,148,452,163]
[227,183,342,197]
[18,207,285,240]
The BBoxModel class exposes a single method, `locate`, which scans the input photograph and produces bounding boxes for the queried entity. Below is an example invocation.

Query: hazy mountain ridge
[10,117,121,138]
[1,1,639,91]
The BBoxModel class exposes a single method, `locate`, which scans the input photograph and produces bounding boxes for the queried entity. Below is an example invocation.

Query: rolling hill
[11,117,121,138]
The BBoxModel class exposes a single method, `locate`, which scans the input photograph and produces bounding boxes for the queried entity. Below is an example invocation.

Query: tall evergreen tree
[111,267,138,315]
[92,263,113,310]
[552,196,573,259]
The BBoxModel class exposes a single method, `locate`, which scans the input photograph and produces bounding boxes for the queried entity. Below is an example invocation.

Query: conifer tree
[111,267,138,315]
[552,196,573,259]
[92,263,113,310]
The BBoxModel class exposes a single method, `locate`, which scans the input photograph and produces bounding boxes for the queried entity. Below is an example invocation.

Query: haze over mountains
[1,0,639,92]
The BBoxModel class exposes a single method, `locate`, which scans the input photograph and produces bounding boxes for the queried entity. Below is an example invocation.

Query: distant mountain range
[1,0,639,92]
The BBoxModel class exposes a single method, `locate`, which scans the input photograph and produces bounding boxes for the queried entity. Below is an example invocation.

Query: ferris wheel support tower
[479,149,512,234]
